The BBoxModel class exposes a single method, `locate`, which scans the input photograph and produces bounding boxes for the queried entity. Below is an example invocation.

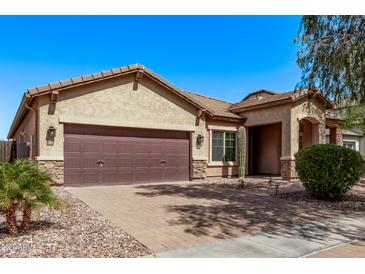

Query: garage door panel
[165,169,189,181]
[64,125,190,186]
[118,171,134,182]
[82,156,99,169]
[83,172,99,185]
[118,158,134,167]
[64,157,82,169]
[83,141,99,153]
[64,141,82,152]
[64,171,81,185]
[117,141,134,153]
[100,172,119,184]
[149,170,165,181]
[101,141,118,153]
[103,156,118,167]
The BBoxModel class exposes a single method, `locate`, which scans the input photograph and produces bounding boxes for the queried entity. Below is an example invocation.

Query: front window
[343,141,356,150]
[211,131,236,162]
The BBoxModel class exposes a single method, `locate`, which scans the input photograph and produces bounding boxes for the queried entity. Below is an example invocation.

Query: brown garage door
[64,124,190,186]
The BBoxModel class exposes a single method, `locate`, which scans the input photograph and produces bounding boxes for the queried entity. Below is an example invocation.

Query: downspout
[24,97,37,160]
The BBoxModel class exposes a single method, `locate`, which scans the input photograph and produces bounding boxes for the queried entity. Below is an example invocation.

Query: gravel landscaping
[0,188,151,258]
[273,180,365,211]
[205,177,365,211]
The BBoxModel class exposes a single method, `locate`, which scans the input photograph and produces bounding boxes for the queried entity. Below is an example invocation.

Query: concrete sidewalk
[149,214,365,257]
[306,240,365,258]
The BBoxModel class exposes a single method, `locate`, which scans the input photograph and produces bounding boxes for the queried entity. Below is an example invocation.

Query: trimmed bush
[295,144,363,201]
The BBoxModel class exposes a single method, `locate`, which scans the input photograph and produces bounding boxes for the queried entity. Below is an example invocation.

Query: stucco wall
[37,74,206,161]
[238,103,291,157]
[290,97,327,156]
[12,101,37,159]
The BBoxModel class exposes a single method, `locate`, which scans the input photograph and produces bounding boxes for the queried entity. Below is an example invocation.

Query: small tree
[15,160,64,233]
[0,160,64,235]
[0,162,20,236]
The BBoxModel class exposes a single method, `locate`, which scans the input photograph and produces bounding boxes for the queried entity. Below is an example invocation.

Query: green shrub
[295,144,363,201]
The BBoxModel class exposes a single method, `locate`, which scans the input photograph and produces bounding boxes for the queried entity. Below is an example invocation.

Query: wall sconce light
[196,134,204,149]
[47,126,56,138]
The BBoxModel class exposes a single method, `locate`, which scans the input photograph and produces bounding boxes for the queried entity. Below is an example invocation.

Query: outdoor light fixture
[197,134,204,148]
[47,126,57,138]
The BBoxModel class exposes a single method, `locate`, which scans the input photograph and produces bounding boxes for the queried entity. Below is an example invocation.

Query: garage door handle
[160,160,167,164]
[96,160,105,167]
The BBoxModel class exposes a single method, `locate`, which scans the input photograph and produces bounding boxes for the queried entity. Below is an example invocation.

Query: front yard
[1,177,364,257]
[0,188,151,258]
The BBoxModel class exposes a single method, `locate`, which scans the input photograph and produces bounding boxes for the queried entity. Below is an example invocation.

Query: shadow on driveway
[135,182,365,242]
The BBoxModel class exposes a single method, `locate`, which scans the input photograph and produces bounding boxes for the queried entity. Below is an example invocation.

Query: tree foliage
[340,103,365,132]
[295,16,365,103]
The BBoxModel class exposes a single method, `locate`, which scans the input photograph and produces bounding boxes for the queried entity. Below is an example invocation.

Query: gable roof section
[241,89,277,101]
[229,89,333,112]
[8,64,241,139]
[229,91,294,111]
[26,64,213,115]
[342,129,363,137]
[180,91,241,119]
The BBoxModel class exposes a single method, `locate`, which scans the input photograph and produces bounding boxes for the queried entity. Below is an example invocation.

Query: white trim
[59,115,196,132]
[192,157,208,161]
[207,125,238,131]
[208,162,238,167]
[343,139,360,151]
[36,155,64,161]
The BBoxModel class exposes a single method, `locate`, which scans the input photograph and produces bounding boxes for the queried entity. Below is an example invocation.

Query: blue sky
[0,16,302,139]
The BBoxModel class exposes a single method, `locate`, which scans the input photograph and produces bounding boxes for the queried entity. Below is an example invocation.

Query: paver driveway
[66,179,365,254]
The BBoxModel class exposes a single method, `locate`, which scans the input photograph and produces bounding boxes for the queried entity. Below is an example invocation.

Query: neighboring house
[7,64,342,186]
[341,129,365,155]
[327,101,365,173]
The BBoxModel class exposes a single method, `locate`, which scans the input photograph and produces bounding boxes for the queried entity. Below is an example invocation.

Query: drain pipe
[24,96,37,160]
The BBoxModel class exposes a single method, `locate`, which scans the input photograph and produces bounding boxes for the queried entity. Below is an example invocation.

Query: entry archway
[299,117,320,149]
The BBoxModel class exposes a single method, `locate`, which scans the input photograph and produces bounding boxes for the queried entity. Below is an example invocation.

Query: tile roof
[8,63,333,139]
[180,91,241,119]
[229,89,333,111]
[25,63,243,119]
[229,91,294,111]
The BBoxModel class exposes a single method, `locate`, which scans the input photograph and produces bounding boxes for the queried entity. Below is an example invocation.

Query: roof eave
[7,93,31,139]
[209,115,246,122]
[8,64,217,138]
[228,97,293,113]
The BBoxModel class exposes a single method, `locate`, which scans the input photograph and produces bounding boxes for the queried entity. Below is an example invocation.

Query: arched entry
[299,117,320,149]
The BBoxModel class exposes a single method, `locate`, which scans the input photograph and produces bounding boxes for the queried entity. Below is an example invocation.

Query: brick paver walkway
[306,241,365,258]
[66,178,365,254]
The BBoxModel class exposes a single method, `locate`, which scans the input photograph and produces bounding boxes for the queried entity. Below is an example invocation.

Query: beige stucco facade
[37,75,207,162]
[12,103,37,159]
[231,96,328,179]
[8,65,339,184]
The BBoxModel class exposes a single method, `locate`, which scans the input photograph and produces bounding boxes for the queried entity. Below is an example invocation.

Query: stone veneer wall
[280,159,296,180]
[336,127,343,146]
[192,160,207,179]
[37,160,64,185]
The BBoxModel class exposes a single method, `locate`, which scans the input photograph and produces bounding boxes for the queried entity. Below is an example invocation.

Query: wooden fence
[0,141,15,163]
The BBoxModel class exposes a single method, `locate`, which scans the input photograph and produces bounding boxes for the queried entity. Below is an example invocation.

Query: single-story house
[8,64,342,186]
